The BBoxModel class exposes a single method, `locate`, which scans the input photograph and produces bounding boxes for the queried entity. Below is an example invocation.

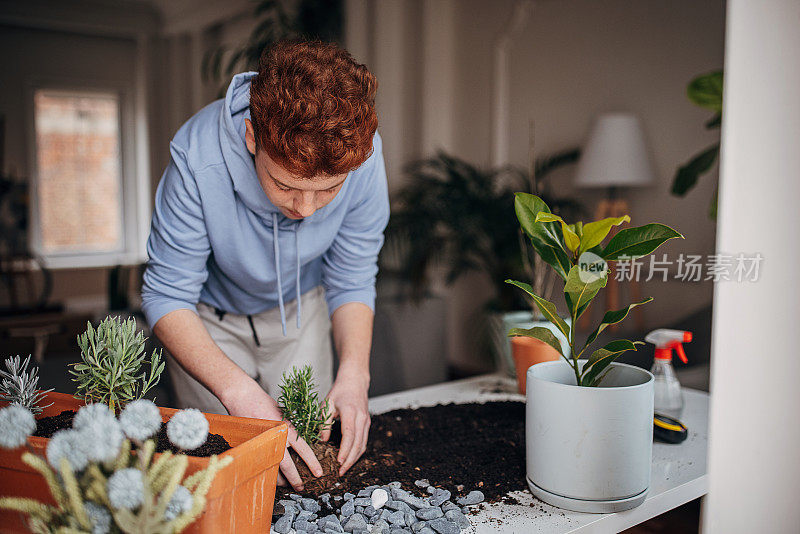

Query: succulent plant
[0,355,53,415]
[107,468,145,510]
[70,316,165,412]
[119,399,162,442]
[166,408,209,451]
[0,404,36,449]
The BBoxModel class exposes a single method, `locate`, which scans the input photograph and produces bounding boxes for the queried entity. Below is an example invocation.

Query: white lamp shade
[574,113,656,188]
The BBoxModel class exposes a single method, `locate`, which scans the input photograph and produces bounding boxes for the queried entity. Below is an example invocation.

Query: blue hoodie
[141,72,389,335]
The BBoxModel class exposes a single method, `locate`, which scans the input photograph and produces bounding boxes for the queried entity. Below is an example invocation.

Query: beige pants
[166,286,334,415]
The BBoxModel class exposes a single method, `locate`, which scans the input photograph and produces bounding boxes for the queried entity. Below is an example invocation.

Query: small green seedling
[507,193,683,387]
[277,365,331,444]
[0,355,53,415]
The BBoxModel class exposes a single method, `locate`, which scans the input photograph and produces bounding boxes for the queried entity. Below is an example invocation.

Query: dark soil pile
[278,401,526,503]
[290,441,342,493]
[34,410,231,457]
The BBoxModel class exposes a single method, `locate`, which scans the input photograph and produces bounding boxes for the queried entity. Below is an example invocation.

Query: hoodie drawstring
[295,227,302,329]
[272,213,303,336]
[273,213,287,336]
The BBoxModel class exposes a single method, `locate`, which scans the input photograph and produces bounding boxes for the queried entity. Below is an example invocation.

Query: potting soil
[34,410,232,457]
[278,401,526,503]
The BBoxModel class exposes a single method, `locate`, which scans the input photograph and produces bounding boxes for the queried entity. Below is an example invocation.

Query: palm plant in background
[203,0,343,87]
[672,70,723,218]
[383,150,582,312]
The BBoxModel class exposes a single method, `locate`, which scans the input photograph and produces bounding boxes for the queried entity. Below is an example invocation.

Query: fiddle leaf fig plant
[507,193,683,387]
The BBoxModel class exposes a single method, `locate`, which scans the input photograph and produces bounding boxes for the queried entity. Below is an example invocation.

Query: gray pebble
[364,505,377,517]
[344,493,356,501]
[385,501,413,514]
[278,499,301,514]
[444,510,469,529]
[412,522,428,533]
[461,507,470,515]
[303,498,322,513]
[416,507,443,521]
[341,500,355,517]
[354,497,372,507]
[426,486,435,494]
[274,514,293,534]
[456,491,484,506]
[418,528,436,534]
[358,488,372,497]
[319,514,343,532]
[353,530,368,534]
[356,505,366,515]
[390,530,407,534]
[388,481,402,489]
[440,502,459,514]
[289,494,303,501]
[326,529,344,534]
[404,512,417,526]
[295,518,315,532]
[334,495,343,502]
[429,489,451,507]
[387,510,406,526]
[344,513,368,532]
[427,518,459,534]
[414,479,430,488]
[379,509,392,521]
[298,510,317,520]
[370,519,390,534]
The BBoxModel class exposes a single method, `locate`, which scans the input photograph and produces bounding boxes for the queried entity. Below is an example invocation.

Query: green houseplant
[507,193,683,386]
[509,192,682,512]
[672,70,723,218]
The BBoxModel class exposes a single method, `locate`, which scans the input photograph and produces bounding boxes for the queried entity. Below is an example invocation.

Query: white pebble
[371,488,389,510]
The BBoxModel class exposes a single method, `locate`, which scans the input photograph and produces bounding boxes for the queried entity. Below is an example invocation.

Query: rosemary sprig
[277,365,330,444]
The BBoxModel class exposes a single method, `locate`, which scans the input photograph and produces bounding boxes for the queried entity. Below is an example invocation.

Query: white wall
[704,1,800,531]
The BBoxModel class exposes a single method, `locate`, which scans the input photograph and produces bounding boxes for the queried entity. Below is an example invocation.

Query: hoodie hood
[218,71,283,220]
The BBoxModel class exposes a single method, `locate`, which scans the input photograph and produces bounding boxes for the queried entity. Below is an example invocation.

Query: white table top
[369,374,709,534]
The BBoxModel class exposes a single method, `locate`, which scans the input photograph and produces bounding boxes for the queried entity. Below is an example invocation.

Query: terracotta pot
[510,336,561,394]
[0,392,288,533]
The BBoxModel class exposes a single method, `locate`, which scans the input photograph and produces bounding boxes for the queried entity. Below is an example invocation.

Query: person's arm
[321,302,373,475]
[153,309,323,490]
[319,132,390,474]
[143,144,320,490]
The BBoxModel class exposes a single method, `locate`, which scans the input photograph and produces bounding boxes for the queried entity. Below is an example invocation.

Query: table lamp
[575,113,656,329]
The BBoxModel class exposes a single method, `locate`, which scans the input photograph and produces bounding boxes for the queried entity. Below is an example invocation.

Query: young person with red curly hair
[141,41,388,491]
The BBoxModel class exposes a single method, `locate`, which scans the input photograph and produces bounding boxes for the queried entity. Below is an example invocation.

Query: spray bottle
[645,329,692,417]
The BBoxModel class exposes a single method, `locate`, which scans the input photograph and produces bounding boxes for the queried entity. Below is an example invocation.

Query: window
[33,90,123,255]
[29,86,149,269]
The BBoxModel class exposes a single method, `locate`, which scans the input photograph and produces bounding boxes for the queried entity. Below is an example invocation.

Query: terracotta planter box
[0,392,288,533]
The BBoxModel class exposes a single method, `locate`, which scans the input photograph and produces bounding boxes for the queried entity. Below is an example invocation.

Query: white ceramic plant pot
[526,360,654,513]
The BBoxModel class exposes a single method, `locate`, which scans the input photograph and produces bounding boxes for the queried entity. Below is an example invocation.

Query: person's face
[245,119,347,219]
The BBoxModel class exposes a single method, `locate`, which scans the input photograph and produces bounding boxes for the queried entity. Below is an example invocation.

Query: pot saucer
[527,477,648,513]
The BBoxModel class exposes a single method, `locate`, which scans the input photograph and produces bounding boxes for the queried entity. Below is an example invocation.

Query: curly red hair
[249,40,378,179]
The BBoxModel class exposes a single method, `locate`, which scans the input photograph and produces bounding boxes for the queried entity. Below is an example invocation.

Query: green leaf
[581,340,643,386]
[506,279,571,340]
[508,326,564,356]
[536,212,580,253]
[514,193,572,279]
[672,144,719,196]
[583,298,654,350]
[601,224,683,261]
[563,266,607,319]
[580,215,631,251]
[687,70,723,112]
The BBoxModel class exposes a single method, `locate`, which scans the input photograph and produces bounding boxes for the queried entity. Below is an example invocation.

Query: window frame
[25,77,150,269]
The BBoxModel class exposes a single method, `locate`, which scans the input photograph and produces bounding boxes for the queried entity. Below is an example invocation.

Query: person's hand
[221,376,322,491]
[320,365,370,475]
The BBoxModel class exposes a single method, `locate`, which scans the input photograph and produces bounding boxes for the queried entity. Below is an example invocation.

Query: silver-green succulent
[0,355,53,415]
